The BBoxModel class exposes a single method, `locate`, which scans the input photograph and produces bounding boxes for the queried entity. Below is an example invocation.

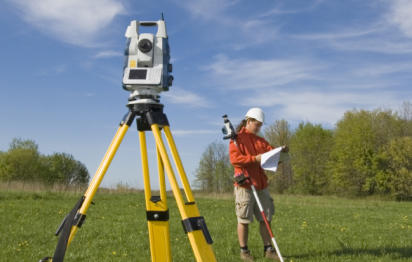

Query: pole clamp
[73,213,86,228]
[146,210,169,221]
[181,216,213,244]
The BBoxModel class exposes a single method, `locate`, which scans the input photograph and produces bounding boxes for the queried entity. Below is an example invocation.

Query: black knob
[167,75,174,86]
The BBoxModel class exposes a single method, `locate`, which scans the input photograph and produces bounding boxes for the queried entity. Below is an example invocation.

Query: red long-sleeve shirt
[229,127,274,190]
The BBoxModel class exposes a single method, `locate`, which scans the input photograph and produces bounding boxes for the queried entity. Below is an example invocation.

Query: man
[229,107,285,261]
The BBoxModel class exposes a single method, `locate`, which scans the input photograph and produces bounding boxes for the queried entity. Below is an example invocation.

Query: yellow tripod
[42,103,216,262]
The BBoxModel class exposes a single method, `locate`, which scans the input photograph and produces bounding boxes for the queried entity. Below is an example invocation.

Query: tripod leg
[151,124,216,262]
[156,146,168,204]
[44,112,134,262]
[60,113,134,253]
[139,131,171,262]
[163,126,194,203]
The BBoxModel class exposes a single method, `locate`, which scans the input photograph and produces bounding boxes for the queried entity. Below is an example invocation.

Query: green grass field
[0,190,411,261]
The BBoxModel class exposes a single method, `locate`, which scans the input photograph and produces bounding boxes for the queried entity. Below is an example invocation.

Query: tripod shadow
[290,246,412,260]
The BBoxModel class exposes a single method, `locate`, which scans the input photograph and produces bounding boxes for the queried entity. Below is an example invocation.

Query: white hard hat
[245,107,264,123]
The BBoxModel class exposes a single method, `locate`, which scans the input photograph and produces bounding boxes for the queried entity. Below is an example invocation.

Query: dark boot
[264,247,280,261]
[240,249,254,261]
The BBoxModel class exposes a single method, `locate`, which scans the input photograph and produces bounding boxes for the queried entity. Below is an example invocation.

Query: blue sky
[1,0,411,189]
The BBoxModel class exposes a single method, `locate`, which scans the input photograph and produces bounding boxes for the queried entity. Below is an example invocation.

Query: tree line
[195,102,412,200]
[0,138,90,187]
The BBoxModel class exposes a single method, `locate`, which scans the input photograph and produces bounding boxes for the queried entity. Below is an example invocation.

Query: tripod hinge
[73,213,86,228]
[181,216,213,244]
[146,210,169,221]
[137,111,169,131]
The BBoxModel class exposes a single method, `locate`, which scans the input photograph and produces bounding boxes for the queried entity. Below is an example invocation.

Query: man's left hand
[281,145,289,153]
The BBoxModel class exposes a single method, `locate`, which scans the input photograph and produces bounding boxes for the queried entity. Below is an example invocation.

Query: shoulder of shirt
[237,127,248,136]
[252,134,271,146]
[256,135,268,141]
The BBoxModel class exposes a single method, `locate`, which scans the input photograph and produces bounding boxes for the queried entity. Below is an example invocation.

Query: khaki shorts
[234,186,275,224]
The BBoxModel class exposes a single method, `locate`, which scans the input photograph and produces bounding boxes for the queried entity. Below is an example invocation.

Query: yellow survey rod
[66,123,129,246]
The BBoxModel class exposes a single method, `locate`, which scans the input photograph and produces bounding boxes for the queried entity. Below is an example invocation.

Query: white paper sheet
[260,147,283,172]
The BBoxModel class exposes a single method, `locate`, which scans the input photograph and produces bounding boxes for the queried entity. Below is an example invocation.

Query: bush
[0,138,89,186]
[375,137,412,200]
[329,109,403,195]
[289,122,333,195]
[195,142,233,193]
[264,119,293,193]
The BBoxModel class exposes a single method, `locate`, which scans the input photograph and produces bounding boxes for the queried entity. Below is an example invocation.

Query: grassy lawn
[0,190,411,261]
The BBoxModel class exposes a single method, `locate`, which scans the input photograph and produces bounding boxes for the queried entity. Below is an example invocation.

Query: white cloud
[171,129,217,136]
[175,0,278,49]
[94,50,123,59]
[202,50,410,125]
[353,62,412,77]
[201,52,410,125]
[291,26,379,40]
[290,23,412,55]
[287,1,412,55]
[204,54,322,90]
[387,0,412,38]
[328,37,412,54]
[259,0,325,17]
[242,89,406,125]
[232,19,279,49]
[181,0,239,21]
[162,87,211,108]
[10,0,125,47]
[287,20,412,55]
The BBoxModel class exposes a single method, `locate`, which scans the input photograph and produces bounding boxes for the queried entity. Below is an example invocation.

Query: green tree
[195,142,233,193]
[9,138,39,151]
[0,138,44,184]
[330,109,402,195]
[265,119,292,146]
[0,151,8,181]
[264,119,293,193]
[44,153,89,186]
[289,122,333,195]
[375,137,412,200]
[0,138,89,186]
[399,101,412,137]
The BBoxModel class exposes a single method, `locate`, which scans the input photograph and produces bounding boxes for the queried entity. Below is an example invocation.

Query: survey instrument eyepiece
[138,39,153,53]
[122,16,173,105]
[221,115,237,140]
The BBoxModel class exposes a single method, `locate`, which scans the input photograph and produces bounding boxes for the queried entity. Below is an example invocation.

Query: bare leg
[238,223,249,247]
[259,221,272,246]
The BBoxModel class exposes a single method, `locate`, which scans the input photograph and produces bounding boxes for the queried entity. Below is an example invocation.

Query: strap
[52,196,85,262]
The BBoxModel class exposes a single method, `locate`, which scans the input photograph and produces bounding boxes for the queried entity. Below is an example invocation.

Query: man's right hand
[255,154,262,163]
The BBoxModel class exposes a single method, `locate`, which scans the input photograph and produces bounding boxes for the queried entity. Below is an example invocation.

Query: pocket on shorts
[235,187,253,220]
[236,201,250,219]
